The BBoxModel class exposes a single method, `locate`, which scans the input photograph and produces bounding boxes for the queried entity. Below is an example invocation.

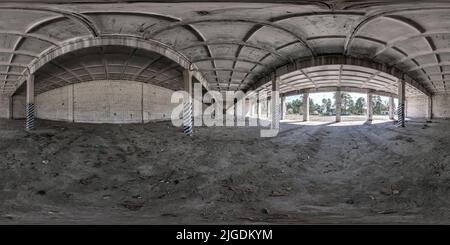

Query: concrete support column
[280,96,286,120]
[397,79,406,127]
[367,93,373,121]
[68,84,74,122]
[26,74,35,130]
[244,98,250,118]
[303,92,309,121]
[233,98,237,121]
[405,99,408,118]
[335,90,342,122]
[182,69,193,134]
[211,98,216,119]
[255,100,258,118]
[427,96,433,120]
[251,99,255,117]
[256,99,260,119]
[8,96,13,119]
[266,97,269,118]
[389,96,395,120]
[271,75,280,130]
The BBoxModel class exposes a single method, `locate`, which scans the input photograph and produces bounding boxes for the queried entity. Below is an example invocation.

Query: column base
[25,103,35,131]
[182,101,193,135]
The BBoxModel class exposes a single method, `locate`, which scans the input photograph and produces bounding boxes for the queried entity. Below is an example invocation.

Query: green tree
[373,95,383,114]
[309,98,316,114]
[286,99,302,114]
[354,97,366,114]
[341,93,354,114]
[333,92,353,115]
[321,98,330,114]
[326,98,332,114]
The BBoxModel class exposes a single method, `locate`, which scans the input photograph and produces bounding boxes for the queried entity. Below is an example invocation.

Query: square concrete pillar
[251,99,254,117]
[257,99,260,118]
[397,79,406,127]
[26,74,35,130]
[271,76,280,130]
[182,69,193,134]
[68,84,75,122]
[244,98,250,117]
[427,96,433,120]
[405,99,408,118]
[389,96,395,120]
[280,96,286,120]
[303,92,309,121]
[7,95,12,119]
[335,90,342,122]
[367,93,373,121]
[233,98,237,121]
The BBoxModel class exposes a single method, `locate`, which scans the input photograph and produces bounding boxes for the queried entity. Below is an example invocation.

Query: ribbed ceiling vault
[1,0,450,96]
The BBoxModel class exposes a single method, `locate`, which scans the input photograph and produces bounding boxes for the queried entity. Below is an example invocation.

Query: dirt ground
[0,118,449,224]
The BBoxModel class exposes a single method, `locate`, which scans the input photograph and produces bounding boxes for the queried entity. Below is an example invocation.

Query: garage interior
[0,0,449,224]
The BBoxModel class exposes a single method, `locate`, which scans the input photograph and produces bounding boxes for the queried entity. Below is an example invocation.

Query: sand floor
[0,118,449,224]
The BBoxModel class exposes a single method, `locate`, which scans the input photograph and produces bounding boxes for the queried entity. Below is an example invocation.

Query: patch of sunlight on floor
[282,119,395,127]
[327,121,365,126]
[326,120,393,126]
[283,120,334,126]
[371,120,393,124]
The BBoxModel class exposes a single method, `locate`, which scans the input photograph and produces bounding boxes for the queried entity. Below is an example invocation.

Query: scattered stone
[62,192,72,198]
[161,213,178,217]
[345,199,355,204]
[42,160,49,164]
[36,190,46,195]
[3,215,14,220]
[79,174,100,185]
[378,209,396,214]
[270,190,288,197]
[261,208,269,214]
[392,190,400,195]
[120,201,144,211]
[196,10,210,16]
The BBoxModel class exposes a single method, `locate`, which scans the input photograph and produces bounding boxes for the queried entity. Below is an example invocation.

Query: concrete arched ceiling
[1,0,450,96]
[30,45,184,95]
